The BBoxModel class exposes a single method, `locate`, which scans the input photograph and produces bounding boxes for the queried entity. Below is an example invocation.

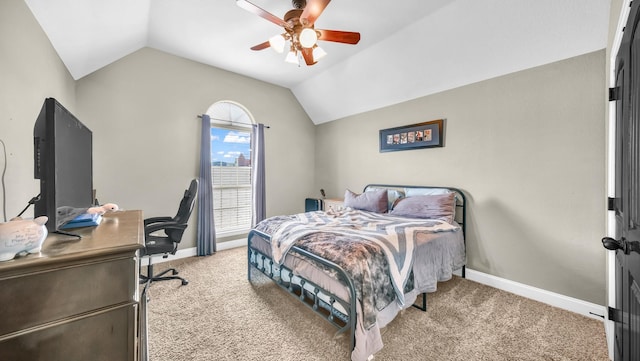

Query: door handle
[602,237,640,254]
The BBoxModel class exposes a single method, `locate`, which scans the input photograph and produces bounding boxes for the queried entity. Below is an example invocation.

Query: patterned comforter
[254,209,460,329]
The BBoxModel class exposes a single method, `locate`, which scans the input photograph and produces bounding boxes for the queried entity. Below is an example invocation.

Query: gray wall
[0,0,76,221]
[75,47,317,249]
[315,50,607,305]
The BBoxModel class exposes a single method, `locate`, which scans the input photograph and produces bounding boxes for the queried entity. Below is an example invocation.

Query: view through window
[211,126,251,235]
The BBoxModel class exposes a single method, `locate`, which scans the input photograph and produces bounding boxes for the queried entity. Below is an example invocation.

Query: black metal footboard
[247,229,357,353]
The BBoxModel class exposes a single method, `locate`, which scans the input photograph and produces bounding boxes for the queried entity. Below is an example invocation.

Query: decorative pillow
[403,188,458,213]
[390,193,456,223]
[365,187,405,211]
[344,189,388,213]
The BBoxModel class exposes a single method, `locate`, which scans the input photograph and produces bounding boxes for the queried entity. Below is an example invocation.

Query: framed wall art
[379,119,444,152]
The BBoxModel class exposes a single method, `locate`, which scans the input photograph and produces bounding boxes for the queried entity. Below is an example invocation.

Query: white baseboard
[140,247,197,266]
[140,238,247,266]
[217,238,248,251]
[465,268,606,321]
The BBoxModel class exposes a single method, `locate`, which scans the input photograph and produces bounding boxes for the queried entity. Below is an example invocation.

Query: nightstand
[323,198,345,212]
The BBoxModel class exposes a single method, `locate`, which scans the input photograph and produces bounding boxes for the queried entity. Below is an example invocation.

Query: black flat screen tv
[33,98,93,232]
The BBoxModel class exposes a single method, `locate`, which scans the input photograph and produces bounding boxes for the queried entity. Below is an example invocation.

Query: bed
[247,184,466,361]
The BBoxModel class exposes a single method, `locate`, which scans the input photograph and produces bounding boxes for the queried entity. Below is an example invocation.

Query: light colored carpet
[146,246,609,361]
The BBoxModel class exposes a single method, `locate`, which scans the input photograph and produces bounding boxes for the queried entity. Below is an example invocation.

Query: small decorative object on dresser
[0,216,48,261]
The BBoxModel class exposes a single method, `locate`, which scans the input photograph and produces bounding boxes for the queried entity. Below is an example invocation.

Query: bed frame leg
[247,247,253,281]
[411,293,427,312]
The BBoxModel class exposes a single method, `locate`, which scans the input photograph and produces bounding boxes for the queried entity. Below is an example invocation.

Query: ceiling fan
[236,0,361,66]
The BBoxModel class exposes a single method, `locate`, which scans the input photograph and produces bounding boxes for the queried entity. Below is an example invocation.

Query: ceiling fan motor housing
[291,0,306,10]
[283,9,318,49]
[238,0,361,65]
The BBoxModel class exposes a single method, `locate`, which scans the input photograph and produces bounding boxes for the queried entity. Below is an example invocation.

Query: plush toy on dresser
[0,203,120,261]
[0,216,48,262]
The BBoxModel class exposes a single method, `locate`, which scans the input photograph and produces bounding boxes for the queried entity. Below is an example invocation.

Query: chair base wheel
[140,267,188,287]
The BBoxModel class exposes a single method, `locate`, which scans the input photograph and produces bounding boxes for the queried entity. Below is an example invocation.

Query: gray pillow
[344,189,388,213]
[366,187,405,211]
[390,193,456,223]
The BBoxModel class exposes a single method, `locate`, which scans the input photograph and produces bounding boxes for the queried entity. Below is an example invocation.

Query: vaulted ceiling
[25,0,611,124]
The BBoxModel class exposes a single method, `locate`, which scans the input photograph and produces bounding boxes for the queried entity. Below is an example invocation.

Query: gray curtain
[251,123,266,226]
[197,114,216,255]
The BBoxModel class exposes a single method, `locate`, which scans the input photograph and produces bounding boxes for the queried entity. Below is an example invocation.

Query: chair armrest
[144,216,173,226]
[145,221,187,235]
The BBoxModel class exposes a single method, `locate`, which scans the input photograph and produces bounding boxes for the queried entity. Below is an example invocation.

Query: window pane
[211,127,251,234]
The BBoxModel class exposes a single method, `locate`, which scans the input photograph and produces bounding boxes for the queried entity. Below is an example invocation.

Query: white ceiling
[24,0,611,124]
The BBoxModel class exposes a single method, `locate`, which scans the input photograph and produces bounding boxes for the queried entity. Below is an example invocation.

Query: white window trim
[207,100,256,238]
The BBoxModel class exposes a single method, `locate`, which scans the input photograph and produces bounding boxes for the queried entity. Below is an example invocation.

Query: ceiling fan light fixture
[269,34,286,53]
[312,46,327,61]
[238,0,361,67]
[285,50,299,65]
[299,27,318,48]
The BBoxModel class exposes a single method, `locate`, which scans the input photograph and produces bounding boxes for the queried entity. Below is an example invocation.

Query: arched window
[206,101,255,236]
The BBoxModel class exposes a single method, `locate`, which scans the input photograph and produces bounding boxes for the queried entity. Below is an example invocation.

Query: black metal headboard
[363,184,466,237]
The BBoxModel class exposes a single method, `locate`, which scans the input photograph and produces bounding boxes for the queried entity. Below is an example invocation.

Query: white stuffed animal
[86,203,119,215]
[0,216,48,262]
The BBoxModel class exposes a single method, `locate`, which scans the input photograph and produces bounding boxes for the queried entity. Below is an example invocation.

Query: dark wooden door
[605,1,640,360]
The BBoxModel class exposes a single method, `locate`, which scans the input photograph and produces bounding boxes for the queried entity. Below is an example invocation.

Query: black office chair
[140,179,198,286]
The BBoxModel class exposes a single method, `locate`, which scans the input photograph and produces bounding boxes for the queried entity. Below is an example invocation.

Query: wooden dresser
[0,210,145,361]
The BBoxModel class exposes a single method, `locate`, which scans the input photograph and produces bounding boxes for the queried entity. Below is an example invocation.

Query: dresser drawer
[0,256,136,336]
[0,304,136,361]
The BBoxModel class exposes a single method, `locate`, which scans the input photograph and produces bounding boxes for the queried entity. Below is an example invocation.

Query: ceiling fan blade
[301,48,316,66]
[300,0,331,26]
[250,41,271,51]
[236,0,291,29]
[317,29,361,44]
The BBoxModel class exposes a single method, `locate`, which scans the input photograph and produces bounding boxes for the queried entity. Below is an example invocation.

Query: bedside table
[323,198,344,212]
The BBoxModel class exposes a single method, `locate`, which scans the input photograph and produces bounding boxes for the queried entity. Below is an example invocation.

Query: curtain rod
[197,114,270,128]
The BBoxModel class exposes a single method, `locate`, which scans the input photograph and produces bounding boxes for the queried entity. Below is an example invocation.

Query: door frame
[607,1,633,359]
